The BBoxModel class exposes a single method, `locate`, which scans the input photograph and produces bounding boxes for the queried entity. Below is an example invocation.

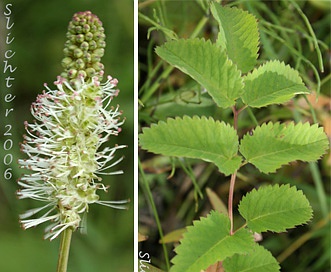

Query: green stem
[288,0,324,73]
[261,26,321,94]
[56,228,73,272]
[139,160,170,271]
[246,107,259,126]
[277,213,331,263]
[309,162,328,219]
[141,65,173,104]
[228,106,241,235]
[228,170,237,235]
[177,158,203,200]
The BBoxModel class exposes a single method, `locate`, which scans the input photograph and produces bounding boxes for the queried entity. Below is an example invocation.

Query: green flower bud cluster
[61,11,106,85]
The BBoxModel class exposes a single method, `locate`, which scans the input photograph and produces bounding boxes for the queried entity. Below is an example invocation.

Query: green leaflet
[211,3,259,73]
[139,116,242,176]
[155,38,244,108]
[241,60,309,107]
[239,122,329,173]
[238,184,313,233]
[223,244,280,272]
[170,211,254,272]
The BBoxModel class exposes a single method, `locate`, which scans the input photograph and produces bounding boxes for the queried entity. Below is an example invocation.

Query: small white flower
[17,75,127,240]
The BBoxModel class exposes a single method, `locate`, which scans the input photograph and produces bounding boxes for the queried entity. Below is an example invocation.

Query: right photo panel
[138,1,330,272]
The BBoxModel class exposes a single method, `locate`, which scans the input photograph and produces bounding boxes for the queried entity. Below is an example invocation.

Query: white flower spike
[17,11,128,240]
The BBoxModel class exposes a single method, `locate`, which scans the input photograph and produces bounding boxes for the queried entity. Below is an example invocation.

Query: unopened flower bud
[83,24,90,33]
[83,52,91,62]
[68,69,78,78]
[81,41,89,51]
[86,67,96,77]
[76,34,85,43]
[85,32,93,41]
[61,11,106,84]
[62,57,73,68]
[98,40,106,48]
[74,48,83,58]
[77,70,87,78]
[89,40,97,50]
[94,48,104,57]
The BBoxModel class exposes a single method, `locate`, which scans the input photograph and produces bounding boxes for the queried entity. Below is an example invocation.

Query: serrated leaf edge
[155,38,244,108]
[240,121,329,173]
[140,115,242,175]
[244,60,307,85]
[211,3,260,73]
[238,184,313,233]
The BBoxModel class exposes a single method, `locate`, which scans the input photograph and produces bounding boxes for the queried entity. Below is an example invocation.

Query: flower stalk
[57,228,73,272]
[17,10,127,270]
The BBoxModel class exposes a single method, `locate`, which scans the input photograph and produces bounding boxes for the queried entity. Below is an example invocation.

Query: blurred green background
[0,0,133,271]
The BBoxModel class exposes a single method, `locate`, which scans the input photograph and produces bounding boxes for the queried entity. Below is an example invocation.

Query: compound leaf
[239,122,329,173]
[155,38,244,108]
[223,244,280,272]
[139,116,242,176]
[171,211,254,272]
[238,184,313,233]
[241,60,309,107]
[211,3,259,73]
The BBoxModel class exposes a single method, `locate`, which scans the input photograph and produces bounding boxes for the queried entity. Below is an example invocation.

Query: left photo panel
[0,1,133,271]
